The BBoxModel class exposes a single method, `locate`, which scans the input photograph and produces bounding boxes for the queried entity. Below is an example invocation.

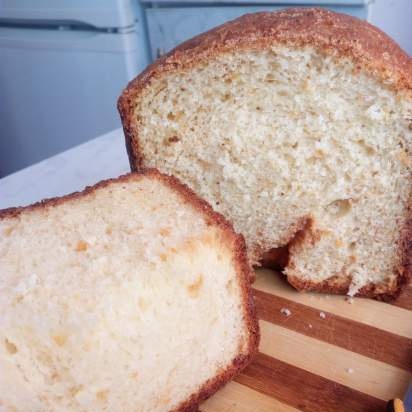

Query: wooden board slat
[259,320,411,400]
[201,381,299,412]
[255,289,412,371]
[237,353,386,412]
[201,269,412,411]
[254,269,412,338]
[237,354,385,412]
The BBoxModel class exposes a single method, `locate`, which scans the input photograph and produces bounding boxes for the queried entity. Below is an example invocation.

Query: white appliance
[0,0,149,177]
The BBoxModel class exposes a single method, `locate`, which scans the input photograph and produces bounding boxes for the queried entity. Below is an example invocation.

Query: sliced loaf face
[0,171,258,412]
[119,8,412,300]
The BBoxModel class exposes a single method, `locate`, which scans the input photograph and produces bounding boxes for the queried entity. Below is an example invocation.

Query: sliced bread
[118,8,412,300]
[0,171,258,412]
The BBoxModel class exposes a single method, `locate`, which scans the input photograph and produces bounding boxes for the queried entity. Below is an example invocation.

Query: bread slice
[118,8,412,300]
[0,171,258,412]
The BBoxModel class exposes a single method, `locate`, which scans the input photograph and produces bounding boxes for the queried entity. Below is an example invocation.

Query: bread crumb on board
[280,308,291,317]
[319,311,326,319]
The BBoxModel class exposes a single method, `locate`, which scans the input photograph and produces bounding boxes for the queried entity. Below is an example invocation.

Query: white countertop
[0,128,130,210]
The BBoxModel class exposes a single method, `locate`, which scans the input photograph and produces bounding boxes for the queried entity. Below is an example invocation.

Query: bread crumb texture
[132,44,411,296]
[0,174,252,412]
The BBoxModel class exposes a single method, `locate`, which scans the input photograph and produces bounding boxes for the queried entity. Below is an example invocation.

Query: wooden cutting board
[201,269,412,412]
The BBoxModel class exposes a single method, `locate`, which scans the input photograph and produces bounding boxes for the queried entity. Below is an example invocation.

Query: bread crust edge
[0,170,259,412]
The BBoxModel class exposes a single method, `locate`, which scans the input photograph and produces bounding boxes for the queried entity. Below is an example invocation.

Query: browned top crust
[0,170,259,412]
[118,7,412,132]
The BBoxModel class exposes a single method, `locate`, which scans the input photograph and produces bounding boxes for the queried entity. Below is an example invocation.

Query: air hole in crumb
[226,279,234,294]
[75,241,88,252]
[270,62,280,70]
[349,242,357,251]
[356,139,375,156]
[314,149,325,159]
[51,372,60,382]
[265,74,276,83]
[398,150,411,167]
[166,135,180,144]
[105,227,112,235]
[285,154,296,166]
[325,199,352,218]
[311,57,323,72]
[5,338,18,354]
[159,227,171,237]
[306,156,317,165]
[138,297,148,311]
[52,334,68,347]
[187,275,204,298]
[159,396,171,406]
[3,226,14,236]
[96,390,109,402]
[69,385,83,396]
[14,295,24,304]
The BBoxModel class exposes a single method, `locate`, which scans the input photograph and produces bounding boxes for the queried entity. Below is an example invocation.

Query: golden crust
[117,8,412,301]
[286,273,409,302]
[0,170,259,412]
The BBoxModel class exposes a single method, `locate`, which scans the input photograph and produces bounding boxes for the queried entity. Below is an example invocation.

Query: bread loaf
[118,8,412,300]
[0,171,258,412]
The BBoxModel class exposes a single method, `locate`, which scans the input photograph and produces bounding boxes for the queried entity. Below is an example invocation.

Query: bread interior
[0,175,250,412]
[132,47,411,294]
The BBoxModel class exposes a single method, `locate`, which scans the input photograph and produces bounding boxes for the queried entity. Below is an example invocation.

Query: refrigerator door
[0,0,136,29]
[0,27,144,176]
